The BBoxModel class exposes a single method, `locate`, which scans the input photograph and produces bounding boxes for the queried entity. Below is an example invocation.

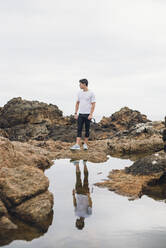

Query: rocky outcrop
[107,121,164,155]
[99,107,149,130]
[0,99,152,142]
[0,97,68,141]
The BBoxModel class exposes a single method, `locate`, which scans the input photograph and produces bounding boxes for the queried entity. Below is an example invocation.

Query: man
[72,160,92,230]
[70,78,96,150]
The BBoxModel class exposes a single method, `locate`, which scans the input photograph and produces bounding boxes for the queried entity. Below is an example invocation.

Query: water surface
[3,156,166,248]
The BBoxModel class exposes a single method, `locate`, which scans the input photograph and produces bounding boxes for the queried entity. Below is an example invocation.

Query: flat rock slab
[10,191,54,231]
[95,169,163,198]
[0,165,49,207]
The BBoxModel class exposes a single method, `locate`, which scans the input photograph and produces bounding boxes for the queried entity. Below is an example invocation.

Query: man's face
[79,83,86,89]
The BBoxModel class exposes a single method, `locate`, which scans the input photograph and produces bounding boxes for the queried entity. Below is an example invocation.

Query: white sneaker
[70,144,80,150]
[83,143,88,150]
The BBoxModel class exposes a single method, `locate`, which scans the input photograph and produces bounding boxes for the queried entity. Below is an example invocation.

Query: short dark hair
[79,78,88,86]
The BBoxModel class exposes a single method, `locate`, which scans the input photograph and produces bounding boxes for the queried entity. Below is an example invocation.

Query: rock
[125,152,166,175]
[107,121,164,155]
[95,169,162,198]
[0,165,49,207]
[0,98,153,142]
[96,152,166,199]
[10,191,53,232]
[29,139,110,163]
[99,107,149,131]
[0,136,53,170]
[0,200,7,217]
[0,216,17,230]
[0,97,63,128]
[0,217,46,246]
[0,97,68,141]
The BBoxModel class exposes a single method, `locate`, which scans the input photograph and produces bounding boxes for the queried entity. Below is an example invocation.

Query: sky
[0,0,166,121]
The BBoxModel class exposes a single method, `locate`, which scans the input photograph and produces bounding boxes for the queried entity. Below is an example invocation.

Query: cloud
[0,0,165,121]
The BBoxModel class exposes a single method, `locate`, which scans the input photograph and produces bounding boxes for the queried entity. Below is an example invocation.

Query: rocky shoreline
[0,97,165,244]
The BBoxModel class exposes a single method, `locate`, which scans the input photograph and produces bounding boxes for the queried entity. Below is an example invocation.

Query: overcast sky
[0,0,166,121]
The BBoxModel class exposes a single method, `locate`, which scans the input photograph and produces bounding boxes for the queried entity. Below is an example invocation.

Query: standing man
[70,79,96,150]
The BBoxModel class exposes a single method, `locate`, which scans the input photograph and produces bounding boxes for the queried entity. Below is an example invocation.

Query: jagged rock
[0,97,68,141]
[0,165,49,207]
[99,107,149,130]
[0,97,63,128]
[10,191,53,232]
[107,121,164,155]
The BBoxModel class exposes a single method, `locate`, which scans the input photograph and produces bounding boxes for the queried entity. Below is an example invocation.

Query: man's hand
[74,114,78,120]
[88,114,93,120]
[72,189,76,195]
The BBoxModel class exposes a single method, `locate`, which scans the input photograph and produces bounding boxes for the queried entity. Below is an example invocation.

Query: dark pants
[77,114,91,138]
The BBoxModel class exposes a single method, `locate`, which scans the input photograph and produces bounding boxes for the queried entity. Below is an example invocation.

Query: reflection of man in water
[72,160,92,230]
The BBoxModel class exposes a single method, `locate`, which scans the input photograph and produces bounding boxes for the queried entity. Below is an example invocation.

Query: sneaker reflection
[72,160,92,230]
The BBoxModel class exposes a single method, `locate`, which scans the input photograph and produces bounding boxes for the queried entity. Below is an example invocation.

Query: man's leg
[76,114,84,145]
[84,116,91,144]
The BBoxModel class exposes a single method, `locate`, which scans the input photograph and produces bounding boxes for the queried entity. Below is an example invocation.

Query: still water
[3,156,166,248]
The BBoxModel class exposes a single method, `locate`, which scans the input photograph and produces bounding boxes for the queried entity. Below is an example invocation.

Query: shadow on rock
[0,211,53,246]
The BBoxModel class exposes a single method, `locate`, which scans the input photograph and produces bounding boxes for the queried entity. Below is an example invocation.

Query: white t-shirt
[77,90,96,114]
[75,194,92,218]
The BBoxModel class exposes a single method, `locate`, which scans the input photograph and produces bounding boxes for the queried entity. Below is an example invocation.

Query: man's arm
[75,101,79,114]
[74,101,79,119]
[87,193,92,208]
[88,102,96,120]
[72,189,77,207]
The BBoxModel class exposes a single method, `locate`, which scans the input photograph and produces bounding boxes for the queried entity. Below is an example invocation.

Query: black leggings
[77,114,91,138]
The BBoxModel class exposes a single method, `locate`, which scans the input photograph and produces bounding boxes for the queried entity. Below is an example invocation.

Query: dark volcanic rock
[0,97,67,141]
[125,152,166,175]
[0,97,63,128]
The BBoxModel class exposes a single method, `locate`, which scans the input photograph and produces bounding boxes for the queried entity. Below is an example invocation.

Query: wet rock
[125,152,166,175]
[0,165,49,207]
[10,191,54,232]
[95,169,162,198]
[0,216,46,246]
[96,152,166,199]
